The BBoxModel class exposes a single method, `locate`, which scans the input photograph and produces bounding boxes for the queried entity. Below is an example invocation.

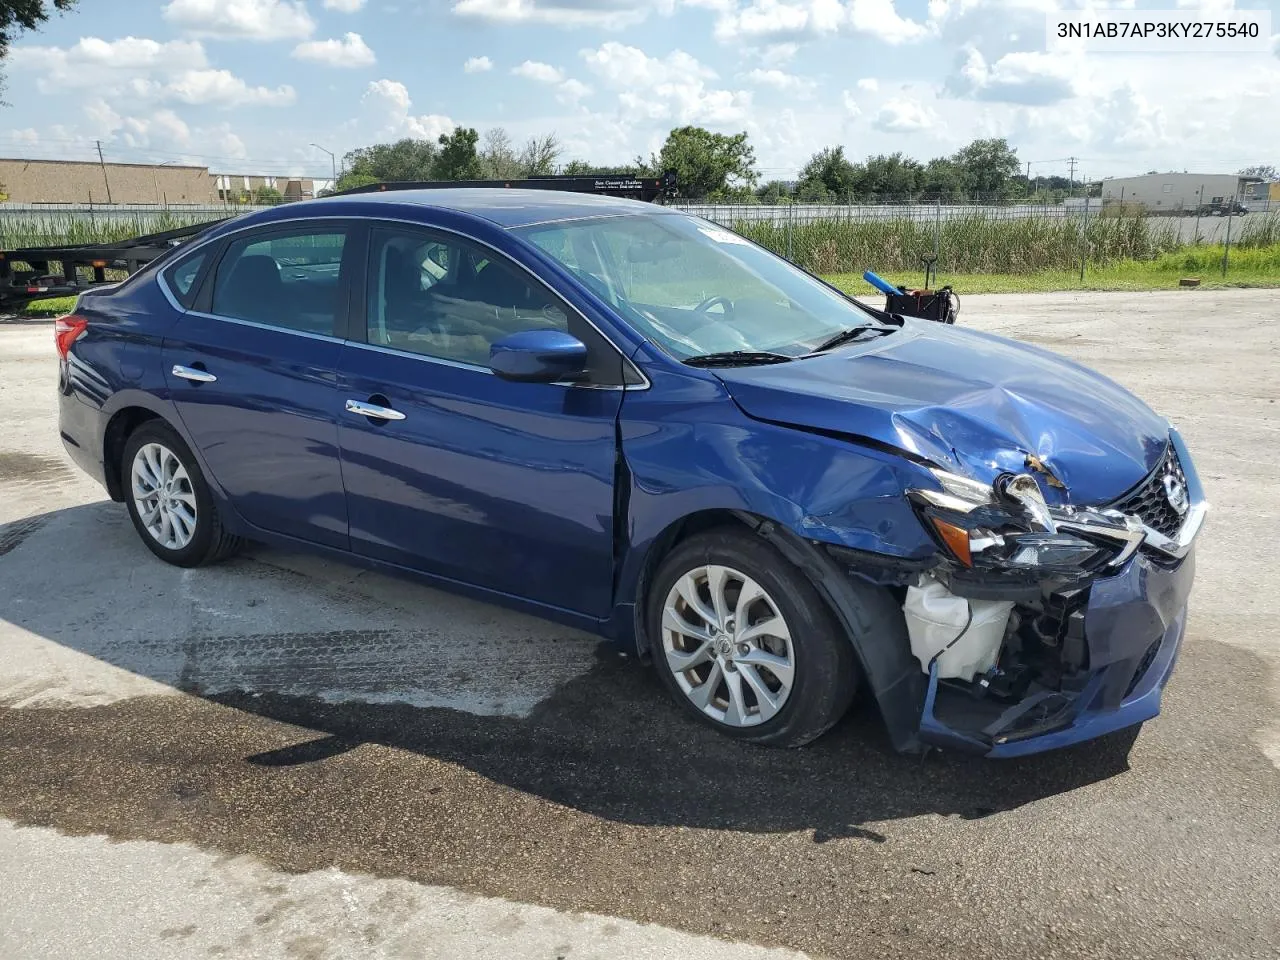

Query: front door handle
[172,364,217,383]
[345,398,406,421]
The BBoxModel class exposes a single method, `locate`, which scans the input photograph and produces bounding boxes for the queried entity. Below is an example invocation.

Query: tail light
[54,314,88,360]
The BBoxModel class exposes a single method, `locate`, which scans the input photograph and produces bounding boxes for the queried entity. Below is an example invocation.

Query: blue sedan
[55,189,1205,755]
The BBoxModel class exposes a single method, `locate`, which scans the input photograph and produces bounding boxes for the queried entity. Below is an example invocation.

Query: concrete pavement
[1,289,1278,959]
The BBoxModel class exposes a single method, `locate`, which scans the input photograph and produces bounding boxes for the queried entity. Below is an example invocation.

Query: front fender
[616,365,937,610]
[614,366,934,752]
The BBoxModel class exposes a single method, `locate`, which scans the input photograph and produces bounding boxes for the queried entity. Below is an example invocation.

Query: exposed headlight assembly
[909,468,1146,574]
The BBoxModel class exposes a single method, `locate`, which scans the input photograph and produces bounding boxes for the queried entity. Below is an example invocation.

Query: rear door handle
[172,364,217,383]
[345,398,406,421]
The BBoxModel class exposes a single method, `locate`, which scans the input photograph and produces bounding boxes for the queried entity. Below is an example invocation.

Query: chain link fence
[2,196,1277,281]
[670,199,1280,277]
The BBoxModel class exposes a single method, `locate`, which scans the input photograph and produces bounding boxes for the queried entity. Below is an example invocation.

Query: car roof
[313,188,678,228]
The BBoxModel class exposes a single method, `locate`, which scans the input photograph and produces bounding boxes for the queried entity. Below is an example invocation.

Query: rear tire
[647,527,858,747]
[121,420,243,567]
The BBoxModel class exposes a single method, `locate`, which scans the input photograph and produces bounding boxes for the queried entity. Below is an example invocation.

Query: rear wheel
[122,421,242,567]
[648,528,858,747]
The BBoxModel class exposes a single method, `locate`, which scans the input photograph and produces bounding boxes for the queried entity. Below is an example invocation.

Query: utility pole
[1067,156,1078,194]
[95,140,113,204]
[311,143,338,191]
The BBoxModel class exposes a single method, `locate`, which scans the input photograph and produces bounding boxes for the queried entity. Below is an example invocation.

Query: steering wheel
[694,295,734,315]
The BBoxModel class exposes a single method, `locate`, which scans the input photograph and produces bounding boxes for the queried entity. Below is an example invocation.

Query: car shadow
[0,501,1141,838]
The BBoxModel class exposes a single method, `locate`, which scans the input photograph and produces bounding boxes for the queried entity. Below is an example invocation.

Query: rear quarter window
[162,252,208,309]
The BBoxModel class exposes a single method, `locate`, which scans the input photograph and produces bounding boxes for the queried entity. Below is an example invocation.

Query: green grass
[20,295,78,316]
[736,210,1193,275]
[825,244,1280,295]
[0,211,222,249]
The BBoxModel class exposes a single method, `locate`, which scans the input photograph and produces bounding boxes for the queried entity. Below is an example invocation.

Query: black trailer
[0,172,678,314]
[336,172,678,202]
[0,218,226,313]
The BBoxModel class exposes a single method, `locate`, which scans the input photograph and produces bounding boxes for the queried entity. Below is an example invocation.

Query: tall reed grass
[733,211,1205,275]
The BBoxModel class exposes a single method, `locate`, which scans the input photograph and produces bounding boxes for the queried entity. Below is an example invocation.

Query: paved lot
[1,289,1278,960]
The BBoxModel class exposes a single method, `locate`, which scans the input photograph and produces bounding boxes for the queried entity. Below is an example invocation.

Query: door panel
[161,223,353,548]
[338,348,621,615]
[335,223,624,617]
[163,321,347,547]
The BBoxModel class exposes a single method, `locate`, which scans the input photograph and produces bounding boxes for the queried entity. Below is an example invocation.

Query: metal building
[1098,173,1249,214]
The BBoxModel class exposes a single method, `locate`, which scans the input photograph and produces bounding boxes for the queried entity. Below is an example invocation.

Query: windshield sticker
[697,226,751,246]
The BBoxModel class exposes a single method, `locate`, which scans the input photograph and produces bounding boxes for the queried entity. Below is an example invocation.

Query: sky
[1,0,1277,186]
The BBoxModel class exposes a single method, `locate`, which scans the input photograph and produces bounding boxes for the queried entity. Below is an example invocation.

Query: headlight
[909,469,1146,574]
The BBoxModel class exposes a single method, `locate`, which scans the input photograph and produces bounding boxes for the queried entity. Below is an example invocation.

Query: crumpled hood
[714,320,1169,505]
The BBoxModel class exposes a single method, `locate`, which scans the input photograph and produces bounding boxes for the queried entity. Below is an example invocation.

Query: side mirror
[489,330,588,383]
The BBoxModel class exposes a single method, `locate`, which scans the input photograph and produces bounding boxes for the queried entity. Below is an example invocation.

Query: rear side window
[210,229,347,336]
[162,252,207,309]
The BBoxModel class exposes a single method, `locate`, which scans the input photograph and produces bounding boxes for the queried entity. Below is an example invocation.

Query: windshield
[513,213,884,359]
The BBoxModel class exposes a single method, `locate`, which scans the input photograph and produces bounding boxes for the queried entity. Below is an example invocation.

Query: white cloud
[557,78,592,103]
[714,0,929,44]
[163,69,296,106]
[512,60,593,103]
[324,0,366,9]
[9,37,208,86]
[512,60,565,83]
[745,68,817,94]
[464,55,494,73]
[452,0,658,28]
[948,46,1079,104]
[857,77,878,91]
[8,35,293,110]
[292,32,376,67]
[583,42,751,126]
[840,89,861,114]
[162,0,315,40]
[757,41,799,64]
[873,96,940,132]
[362,79,456,141]
[83,99,192,149]
[1082,83,1169,150]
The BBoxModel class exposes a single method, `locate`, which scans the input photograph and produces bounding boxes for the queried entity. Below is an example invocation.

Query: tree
[1,1,74,94]
[560,160,639,176]
[434,127,483,180]
[518,133,561,177]
[332,171,379,193]
[342,138,438,183]
[251,185,283,204]
[951,138,1021,198]
[756,179,792,204]
[650,126,757,200]
[918,158,965,201]
[858,152,924,200]
[795,146,857,201]
[1239,164,1278,181]
[479,127,521,179]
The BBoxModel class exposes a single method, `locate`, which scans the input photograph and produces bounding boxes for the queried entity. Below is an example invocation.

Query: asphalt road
[1,289,1278,959]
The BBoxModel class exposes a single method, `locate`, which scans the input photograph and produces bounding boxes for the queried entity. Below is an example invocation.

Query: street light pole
[310,143,337,191]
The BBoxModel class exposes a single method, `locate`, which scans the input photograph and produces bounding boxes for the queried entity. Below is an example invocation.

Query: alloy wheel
[660,563,796,727]
[130,442,198,551]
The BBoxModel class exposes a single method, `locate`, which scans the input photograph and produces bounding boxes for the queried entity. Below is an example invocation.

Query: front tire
[647,527,858,747]
[122,420,243,567]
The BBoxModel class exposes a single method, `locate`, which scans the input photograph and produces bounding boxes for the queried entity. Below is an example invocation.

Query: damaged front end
[897,427,1205,757]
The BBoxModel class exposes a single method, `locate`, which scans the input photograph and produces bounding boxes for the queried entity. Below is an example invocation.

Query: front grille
[1112,445,1188,539]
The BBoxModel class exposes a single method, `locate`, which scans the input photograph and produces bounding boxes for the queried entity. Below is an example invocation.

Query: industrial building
[0,157,317,204]
[1098,172,1252,213]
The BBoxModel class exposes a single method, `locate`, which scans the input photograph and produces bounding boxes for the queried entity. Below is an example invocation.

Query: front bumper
[918,546,1194,757]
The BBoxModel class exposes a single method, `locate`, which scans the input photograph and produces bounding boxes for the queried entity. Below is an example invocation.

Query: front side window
[366,227,571,368]
[211,229,347,336]
[515,214,886,360]
[163,251,207,308]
